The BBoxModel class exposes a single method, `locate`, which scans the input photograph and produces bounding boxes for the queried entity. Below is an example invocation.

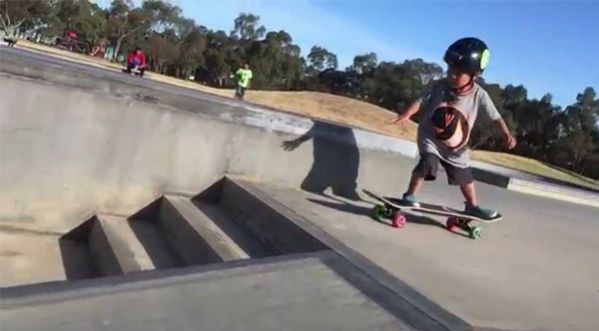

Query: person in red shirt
[126,47,146,76]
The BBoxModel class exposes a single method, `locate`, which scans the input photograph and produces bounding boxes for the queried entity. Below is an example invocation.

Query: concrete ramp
[0,253,417,331]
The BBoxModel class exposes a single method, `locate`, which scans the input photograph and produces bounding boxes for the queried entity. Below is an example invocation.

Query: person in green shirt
[234,62,253,100]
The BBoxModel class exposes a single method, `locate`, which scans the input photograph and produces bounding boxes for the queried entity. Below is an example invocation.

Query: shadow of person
[282,121,360,200]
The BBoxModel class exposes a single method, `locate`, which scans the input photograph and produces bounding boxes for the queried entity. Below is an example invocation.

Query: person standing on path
[234,62,253,100]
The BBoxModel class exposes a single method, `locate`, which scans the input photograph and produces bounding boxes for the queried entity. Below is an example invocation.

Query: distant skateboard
[362,189,502,240]
[121,68,143,76]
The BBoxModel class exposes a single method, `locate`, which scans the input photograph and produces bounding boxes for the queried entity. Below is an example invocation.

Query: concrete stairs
[59,177,327,279]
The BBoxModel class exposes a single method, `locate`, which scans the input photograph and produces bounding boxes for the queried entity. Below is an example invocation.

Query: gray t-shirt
[417,80,501,168]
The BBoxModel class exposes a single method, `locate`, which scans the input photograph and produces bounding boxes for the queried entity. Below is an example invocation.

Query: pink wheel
[446,216,459,232]
[391,213,407,228]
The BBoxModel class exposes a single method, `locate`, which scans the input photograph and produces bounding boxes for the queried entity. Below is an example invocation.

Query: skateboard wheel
[371,205,386,221]
[391,213,406,228]
[470,226,482,240]
[446,217,459,232]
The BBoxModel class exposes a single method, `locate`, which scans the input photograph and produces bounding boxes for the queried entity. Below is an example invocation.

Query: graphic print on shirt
[430,101,470,150]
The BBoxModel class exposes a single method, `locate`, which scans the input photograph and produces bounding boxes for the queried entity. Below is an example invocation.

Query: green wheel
[470,226,482,240]
[371,205,387,221]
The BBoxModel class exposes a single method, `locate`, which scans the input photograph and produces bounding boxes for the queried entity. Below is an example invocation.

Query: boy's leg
[400,153,439,206]
[440,160,498,219]
[459,181,477,208]
[406,174,425,196]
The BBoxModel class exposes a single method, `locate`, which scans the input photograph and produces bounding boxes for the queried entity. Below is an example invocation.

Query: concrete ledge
[0,252,334,306]
[507,178,599,208]
[472,166,599,208]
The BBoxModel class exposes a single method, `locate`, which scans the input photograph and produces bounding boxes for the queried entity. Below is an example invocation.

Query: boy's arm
[393,98,422,124]
[393,80,438,124]
[494,118,517,149]
[481,91,517,150]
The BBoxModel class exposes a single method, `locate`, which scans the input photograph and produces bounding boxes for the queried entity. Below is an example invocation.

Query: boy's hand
[392,114,410,125]
[504,133,517,150]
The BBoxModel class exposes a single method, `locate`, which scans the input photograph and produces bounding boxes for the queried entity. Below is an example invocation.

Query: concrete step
[89,215,155,276]
[128,219,183,269]
[219,178,329,255]
[192,200,271,258]
[158,195,251,265]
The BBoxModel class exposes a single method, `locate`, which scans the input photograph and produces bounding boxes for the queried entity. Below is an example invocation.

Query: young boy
[394,37,517,219]
[234,62,253,100]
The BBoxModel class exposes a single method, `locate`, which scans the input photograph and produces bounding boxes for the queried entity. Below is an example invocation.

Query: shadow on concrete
[306,197,450,231]
[282,121,360,200]
[59,219,98,280]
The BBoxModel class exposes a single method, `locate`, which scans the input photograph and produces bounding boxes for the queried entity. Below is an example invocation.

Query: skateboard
[362,189,502,240]
[121,68,143,76]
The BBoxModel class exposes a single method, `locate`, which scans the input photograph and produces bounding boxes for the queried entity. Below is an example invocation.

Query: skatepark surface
[1,45,598,331]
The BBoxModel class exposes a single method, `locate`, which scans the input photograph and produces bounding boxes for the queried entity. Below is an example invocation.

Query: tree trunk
[113,36,125,62]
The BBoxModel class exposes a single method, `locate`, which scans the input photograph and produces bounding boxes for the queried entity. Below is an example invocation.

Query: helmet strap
[452,76,475,95]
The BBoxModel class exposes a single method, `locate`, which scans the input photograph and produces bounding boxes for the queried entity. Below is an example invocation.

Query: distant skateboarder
[125,47,147,77]
[233,62,253,100]
[392,37,517,220]
[3,36,17,47]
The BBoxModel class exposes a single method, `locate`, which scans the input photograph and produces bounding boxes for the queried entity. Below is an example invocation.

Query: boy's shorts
[412,153,473,186]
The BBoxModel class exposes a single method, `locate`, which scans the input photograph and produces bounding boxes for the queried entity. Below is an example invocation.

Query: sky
[113,0,599,109]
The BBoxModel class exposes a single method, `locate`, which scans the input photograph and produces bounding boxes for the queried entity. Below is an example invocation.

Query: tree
[570,87,598,134]
[201,30,236,86]
[307,46,338,73]
[143,33,179,73]
[0,0,51,38]
[502,84,528,117]
[348,52,377,75]
[175,25,207,79]
[142,0,182,33]
[245,30,302,89]
[231,13,265,41]
[106,0,148,61]
[549,87,599,175]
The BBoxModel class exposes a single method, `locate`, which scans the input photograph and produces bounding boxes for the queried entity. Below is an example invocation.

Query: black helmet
[444,37,490,74]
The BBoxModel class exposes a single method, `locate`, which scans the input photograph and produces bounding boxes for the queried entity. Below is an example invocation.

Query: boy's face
[447,66,474,88]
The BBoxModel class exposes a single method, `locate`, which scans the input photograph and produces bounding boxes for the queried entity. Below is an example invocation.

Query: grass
[14,40,598,191]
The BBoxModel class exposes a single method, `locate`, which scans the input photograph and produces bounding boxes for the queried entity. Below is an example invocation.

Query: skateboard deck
[121,68,143,76]
[362,189,502,239]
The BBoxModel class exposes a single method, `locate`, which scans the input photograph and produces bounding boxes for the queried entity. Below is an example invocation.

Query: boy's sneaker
[398,193,420,207]
[464,204,498,220]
